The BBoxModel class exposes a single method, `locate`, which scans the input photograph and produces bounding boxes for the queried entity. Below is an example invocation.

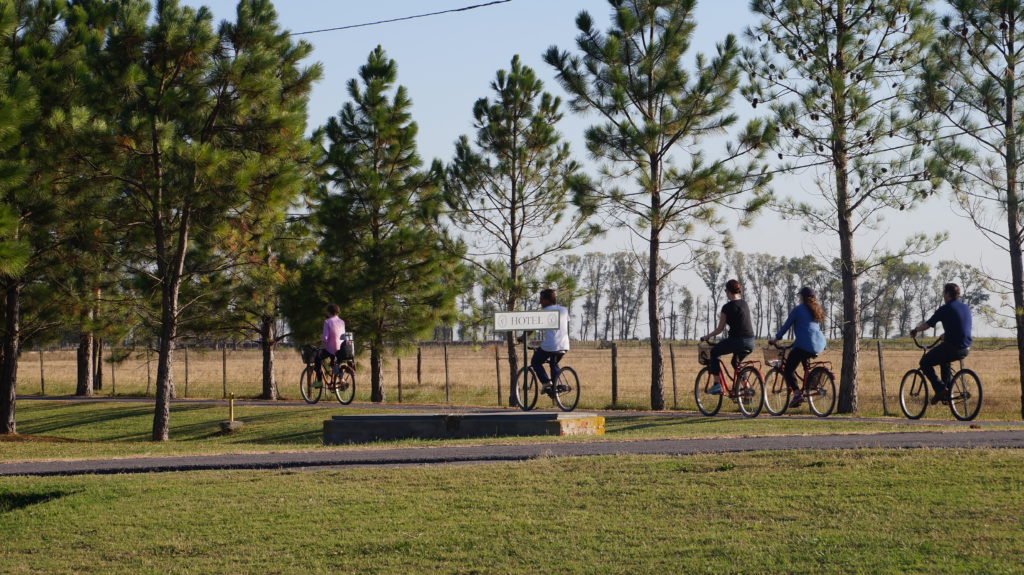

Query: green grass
[2,450,1023,574]
[1,400,1009,462]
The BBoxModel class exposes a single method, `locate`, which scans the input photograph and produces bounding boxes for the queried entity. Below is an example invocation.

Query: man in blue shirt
[910,283,973,404]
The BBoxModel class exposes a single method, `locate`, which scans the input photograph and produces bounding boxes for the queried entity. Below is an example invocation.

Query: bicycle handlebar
[768,340,794,350]
[911,333,942,351]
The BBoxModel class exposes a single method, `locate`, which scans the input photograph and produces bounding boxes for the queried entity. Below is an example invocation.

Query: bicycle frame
[710,357,762,398]
[770,345,830,393]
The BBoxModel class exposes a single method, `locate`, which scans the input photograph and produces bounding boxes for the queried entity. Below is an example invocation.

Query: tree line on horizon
[2,0,1024,440]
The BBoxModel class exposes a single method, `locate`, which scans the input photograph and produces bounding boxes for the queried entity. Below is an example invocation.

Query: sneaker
[541,384,554,395]
[312,378,322,389]
[788,392,804,408]
[708,383,722,395]
[930,390,949,405]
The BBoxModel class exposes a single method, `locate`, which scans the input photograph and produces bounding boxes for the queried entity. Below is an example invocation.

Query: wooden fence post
[110,352,116,396]
[877,340,889,416]
[417,346,422,386]
[38,349,44,395]
[444,344,450,404]
[397,357,403,403]
[494,344,502,407]
[184,346,190,398]
[670,343,677,409]
[146,347,152,396]
[222,346,228,399]
[611,342,619,407]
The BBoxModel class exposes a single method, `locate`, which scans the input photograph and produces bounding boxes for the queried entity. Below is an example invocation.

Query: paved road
[3,429,1023,477]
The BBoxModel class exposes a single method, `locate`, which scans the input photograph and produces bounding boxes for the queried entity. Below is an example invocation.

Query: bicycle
[693,341,765,417]
[762,342,836,417]
[513,346,579,412]
[299,342,356,405]
[898,335,982,421]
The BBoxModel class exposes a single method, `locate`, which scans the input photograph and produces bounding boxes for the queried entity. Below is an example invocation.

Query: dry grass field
[16,339,1023,419]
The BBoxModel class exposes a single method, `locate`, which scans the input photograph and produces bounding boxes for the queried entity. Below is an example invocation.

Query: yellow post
[229,393,235,422]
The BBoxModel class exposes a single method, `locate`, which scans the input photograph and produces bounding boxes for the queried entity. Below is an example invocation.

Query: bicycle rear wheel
[736,367,764,418]
[898,369,929,420]
[552,366,580,412]
[514,367,539,411]
[299,365,323,404]
[694,367,723,416]
[763,368,790,416]
[331,364,356,405]
[806,367,836,417]
[949,369,982,421]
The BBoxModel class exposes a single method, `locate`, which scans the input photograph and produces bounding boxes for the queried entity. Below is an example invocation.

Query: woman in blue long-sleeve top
[768,286,827,408]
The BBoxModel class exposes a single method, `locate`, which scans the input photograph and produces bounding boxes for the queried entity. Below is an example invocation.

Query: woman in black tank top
[699,279,756,394]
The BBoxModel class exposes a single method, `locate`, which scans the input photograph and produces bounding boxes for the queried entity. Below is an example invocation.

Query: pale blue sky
[185,0,1002,334]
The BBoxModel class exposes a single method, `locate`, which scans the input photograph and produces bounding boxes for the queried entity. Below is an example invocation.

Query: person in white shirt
[530,288,570,392]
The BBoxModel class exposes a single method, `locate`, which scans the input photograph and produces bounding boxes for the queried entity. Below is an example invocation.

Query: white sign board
[493,311,560,332]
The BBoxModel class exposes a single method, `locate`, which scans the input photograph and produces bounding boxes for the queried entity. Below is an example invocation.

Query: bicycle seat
[732,349,753,368]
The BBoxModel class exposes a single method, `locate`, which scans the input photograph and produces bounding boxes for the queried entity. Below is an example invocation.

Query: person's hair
[944,283,961,300]
[540,288,557,304]
[325,303,340,316]
[725,279,742,295]
[803,295,826,324]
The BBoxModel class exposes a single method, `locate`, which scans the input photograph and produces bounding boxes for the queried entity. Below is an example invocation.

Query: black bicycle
[513,347,579,412]
[898,335,982,421]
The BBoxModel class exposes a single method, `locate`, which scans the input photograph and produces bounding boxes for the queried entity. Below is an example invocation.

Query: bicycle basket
[697,342,712,365]
[300,345,318,364]
[762,346,787,368]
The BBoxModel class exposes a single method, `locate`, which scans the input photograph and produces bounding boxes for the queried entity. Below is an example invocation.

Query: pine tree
[545,0,772,409]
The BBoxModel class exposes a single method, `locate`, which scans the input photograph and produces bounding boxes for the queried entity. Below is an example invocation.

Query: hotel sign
[493,311,560,332]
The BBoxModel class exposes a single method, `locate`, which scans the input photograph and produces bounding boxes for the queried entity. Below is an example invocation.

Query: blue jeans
[707,337,755,376]
[920,343,969,396]
[531,349,564,384]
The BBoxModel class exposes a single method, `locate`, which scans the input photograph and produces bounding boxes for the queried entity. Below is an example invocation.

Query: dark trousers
[783,347,817,392]
[530,349,564,384]
[920,343,969,396]
[707,337,755,376]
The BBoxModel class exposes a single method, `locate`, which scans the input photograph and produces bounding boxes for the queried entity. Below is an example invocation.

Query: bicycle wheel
[514,367,539,411]
[948,369,982,421]
[898,369,929,420]
[331,364,356,405]
[736,367,764,418]
[299,365,323,404]
[806,367,836,417]
[694,367,723,416]
[763,368,791,416]
[552,366,580,412]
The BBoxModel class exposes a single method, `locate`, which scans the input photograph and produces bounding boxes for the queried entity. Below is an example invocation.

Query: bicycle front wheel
[514,367,539,411]
[553,366,580,412]
[694,367,723,416]
[807,367,836,417]
[331,364,356,405]
[763,368,791,416]
[898,370,929,420]
[299,365,323,404]
[736,367,764,418]
[949,369,982,421]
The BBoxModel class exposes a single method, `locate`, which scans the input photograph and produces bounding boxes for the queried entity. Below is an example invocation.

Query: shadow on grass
[0,490,76,513]
[608,416,729,434]
[17,404,156,436]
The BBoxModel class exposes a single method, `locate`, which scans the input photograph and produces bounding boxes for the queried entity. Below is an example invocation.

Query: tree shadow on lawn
[16,404,156,436]
[0,489,77,513]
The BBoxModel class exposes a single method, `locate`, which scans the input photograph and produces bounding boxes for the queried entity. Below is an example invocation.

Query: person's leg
[547,353,564,389]
[708,339,740,393]
[785,348,814,406]
[530,349,553,384]
[920,345,957,397]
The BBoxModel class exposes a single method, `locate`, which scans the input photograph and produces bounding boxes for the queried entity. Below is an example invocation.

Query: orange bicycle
[694,341,765,417]
[299,342,356,405]
[762,341,835,417]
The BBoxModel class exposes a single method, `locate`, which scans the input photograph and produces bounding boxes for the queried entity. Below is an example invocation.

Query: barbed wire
[290,0,513,36]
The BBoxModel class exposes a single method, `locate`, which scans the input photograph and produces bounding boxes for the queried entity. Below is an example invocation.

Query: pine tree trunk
[370,343,384,402]
[76,331,93,396]
[94,339,103,391]
[260,317,276,400]
[152,279,179,441]
[0,281,20,434]
[648,164,665,411]
[1003,48,1024,419]
[837,187,860,414]
[506,332,519,406]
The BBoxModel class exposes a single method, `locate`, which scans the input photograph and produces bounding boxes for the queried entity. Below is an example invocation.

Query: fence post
[494,344,502,407]
[444,344,450,404]
[38,349,44,395]
[611,342,618,407]
[184,346,190,398]
[110,352,116,396]
[417,346,422,386]
[877,340,889,416]
[397,357,403,403]
[146,347,152,396]
[669,343,677,409]
[222,345,228,399]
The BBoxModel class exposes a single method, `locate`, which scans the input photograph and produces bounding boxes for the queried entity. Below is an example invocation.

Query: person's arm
[701,312,728,341]
[911,308,941,337]
[769,308,797,344]
[322,320,329,345]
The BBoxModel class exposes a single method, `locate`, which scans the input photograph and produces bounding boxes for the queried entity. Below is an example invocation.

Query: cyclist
[315,303,346,385]
[910,282,972,404]
[530,288,570,394]
[768,286,826,407]
[699,279,755,395]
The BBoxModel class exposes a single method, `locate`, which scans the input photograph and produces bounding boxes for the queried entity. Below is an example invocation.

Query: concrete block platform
[323,412,605,444]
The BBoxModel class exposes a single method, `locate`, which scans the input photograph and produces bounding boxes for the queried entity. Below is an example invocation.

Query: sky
[183,0,1005,335]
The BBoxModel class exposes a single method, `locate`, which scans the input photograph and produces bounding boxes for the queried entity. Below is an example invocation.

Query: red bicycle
[762,341,836,417]
[694,341,765,417]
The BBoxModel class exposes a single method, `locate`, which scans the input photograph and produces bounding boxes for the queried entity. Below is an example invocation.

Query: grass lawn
[0,400,997,462]
[2,450,1023,574]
